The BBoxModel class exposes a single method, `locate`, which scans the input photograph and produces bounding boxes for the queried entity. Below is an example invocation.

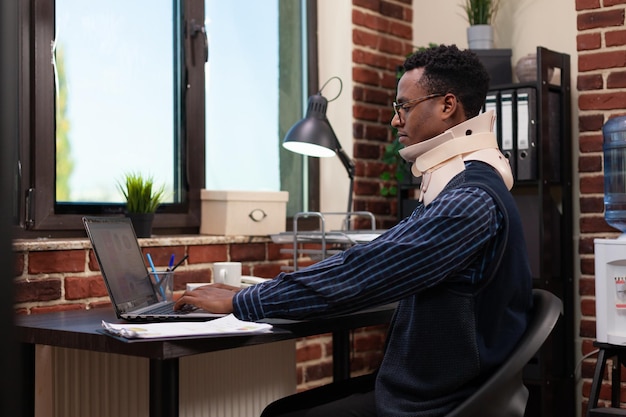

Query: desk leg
[150,358,179,417]
[333,330,351,382]
[19,343,35,417]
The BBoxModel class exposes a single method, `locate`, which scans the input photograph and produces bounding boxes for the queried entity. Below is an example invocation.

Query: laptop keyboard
[143,302,177,315]
[142,302,196,316]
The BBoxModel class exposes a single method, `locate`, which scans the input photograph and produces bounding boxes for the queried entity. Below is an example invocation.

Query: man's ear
[441,93,464,124]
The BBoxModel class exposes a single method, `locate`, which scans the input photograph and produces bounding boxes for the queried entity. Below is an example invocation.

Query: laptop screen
[83,217,158,314]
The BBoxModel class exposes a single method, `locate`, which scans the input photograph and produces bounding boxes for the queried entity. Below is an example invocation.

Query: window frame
[14,0,318,238]
[15,0,205,238]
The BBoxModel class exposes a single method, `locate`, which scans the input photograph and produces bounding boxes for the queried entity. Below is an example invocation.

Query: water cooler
[595,116,626,345]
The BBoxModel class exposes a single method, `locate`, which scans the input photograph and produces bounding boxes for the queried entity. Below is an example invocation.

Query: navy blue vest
[375,161,533,416]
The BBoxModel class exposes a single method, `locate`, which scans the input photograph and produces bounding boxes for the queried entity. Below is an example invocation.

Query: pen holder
[149,271,174,302]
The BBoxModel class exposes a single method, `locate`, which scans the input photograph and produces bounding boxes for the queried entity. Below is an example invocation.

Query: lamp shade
[282,94,338,158]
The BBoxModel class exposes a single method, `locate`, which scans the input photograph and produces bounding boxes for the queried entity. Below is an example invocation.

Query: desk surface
[16,304,396,360]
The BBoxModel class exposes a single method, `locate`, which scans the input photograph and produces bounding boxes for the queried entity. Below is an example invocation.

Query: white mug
[213,262,242,287]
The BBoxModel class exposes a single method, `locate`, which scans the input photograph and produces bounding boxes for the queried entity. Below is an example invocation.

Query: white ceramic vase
[467,24,494,50]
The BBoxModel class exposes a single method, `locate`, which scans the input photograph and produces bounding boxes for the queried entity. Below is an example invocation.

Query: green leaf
[117,172,165,213]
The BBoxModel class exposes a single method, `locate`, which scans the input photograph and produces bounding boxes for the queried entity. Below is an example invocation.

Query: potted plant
[462,0,500,49]
[118,172,165,237]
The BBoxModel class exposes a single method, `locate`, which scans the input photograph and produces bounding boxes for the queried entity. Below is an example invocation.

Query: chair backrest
[446,288,562,417]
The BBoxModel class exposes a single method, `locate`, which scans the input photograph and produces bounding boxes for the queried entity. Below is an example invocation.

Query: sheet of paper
[101,314,273,339]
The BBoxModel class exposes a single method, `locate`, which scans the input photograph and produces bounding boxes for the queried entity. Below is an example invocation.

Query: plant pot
[126,212,155,238]
[467,24,494,50]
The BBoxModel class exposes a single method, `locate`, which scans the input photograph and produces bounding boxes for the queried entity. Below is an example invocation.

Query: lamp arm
[334,141,355,225]
[326,121,355,179]
[335,147,355,180]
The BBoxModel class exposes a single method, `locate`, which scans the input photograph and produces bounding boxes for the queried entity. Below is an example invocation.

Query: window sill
[13,234,273,252]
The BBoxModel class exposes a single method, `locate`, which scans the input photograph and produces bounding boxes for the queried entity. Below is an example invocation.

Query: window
[16,0,316,237]
[204,0,310,217]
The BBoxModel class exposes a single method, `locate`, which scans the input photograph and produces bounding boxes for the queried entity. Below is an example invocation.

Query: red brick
[354,104,381,123]
[606,29,626,47]
[354,141,382,159]
[65,275,108,300]
[231,243,266,262]
[576,0,601,10]
[296,343,323,362]
[188,244,228,263]
[579,91,626,110]
[358,86,393,105]
[606,0,626,6]
[353,66,382,87]
[580,277,596,296]
[14,279,62,302]
[579,133,603,152]
[580,236,597,255]
[607,70,626,88]
[579,50,626,72]
[580,215,618,233]
[353,49,389,70]
[251,263,284,279]
[581,257,596,275]
[580,319,597,338]
[579,154,602,172]
[380,36,405,56]
[578,32,602,50]
[358,11,394,35]
[88,249,100,271]
[577,73,603,90]
[28,250,85,274]
[141,246,186,267]
[174,269,211,291]
[581,298,596,316]
[379,1,404,20]
[577,9,625,31]
[580,196,604,213]
[267,243,292,261]
[353,28,379,50]
[353,0,381,13]
[303,361,333,383]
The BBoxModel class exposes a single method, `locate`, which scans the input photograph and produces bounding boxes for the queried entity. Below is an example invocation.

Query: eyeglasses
[392,93,444,123]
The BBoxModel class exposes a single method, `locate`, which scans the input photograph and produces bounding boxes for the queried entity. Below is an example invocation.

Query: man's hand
[173,283,240,314]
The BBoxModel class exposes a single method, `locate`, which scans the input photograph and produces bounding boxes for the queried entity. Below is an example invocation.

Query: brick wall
[352,0,414,230]
[13,237,387,392]
[577,0,626,413]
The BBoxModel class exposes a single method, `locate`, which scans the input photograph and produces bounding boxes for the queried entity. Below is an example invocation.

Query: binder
[515,88,537,181]
[499,91,516,178]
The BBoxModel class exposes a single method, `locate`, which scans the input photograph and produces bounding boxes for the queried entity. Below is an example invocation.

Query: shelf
[274,211,382,271]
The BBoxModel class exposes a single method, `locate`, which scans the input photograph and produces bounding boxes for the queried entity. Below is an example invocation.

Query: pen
[146,253,166,299]
[167,254,175,271]
[171,254,188,271]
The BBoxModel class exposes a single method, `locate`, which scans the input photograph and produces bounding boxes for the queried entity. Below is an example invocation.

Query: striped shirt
[233,171,503,322]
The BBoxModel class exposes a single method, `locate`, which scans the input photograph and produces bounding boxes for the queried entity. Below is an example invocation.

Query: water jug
[603,116,626,235]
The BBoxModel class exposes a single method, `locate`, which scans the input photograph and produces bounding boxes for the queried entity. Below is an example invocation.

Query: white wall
[412,0,578,79]
[317,1,353,222]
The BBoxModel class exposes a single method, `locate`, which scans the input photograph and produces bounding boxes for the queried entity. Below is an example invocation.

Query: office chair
[446,288,562,417]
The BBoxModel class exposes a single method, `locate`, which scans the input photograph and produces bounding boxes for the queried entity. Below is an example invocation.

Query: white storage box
[200,190,289,235]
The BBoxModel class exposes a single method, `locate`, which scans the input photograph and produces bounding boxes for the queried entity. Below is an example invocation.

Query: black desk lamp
[282,77,356,217]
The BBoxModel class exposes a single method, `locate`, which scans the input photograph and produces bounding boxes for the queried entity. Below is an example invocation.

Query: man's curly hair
[403,44,490,119]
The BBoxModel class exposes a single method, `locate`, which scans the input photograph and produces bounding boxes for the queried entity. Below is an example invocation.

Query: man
[175,44,532,417]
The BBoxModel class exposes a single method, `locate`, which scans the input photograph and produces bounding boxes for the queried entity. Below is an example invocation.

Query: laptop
[83,216,224,321]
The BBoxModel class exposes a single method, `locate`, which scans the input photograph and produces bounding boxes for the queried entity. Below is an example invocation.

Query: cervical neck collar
[398,110,514,206]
